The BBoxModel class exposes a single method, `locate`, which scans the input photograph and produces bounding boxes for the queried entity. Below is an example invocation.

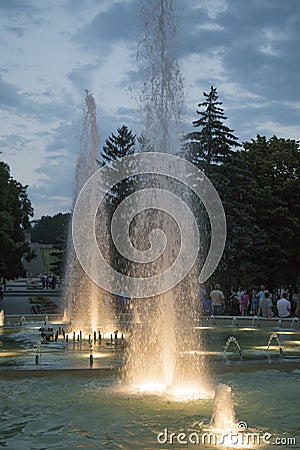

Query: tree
[100,125,137,279]
[183,87,261,292]
[101,125,136,164]
[241,135,300,289]
[31,213,71,277]
[0,160,34,279]
[31,213,70,245]
[101,125,137,203]
[185,86,240,167]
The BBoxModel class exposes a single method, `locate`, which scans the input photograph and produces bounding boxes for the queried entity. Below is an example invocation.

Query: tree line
[1,86,299,292]
[97,86,300,292]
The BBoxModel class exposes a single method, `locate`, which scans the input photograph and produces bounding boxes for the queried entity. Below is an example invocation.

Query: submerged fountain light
[128,380,213,401]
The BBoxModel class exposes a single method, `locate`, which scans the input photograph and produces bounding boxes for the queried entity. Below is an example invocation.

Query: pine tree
[101,125,136,163]
[183,87,262,293]
[100,125,137,281]
[101,125,136,203]
[186,86,240,167]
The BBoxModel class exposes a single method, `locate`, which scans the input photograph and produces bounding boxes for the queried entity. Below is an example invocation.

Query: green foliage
[101,125,137,203]
[101,125,136,163]
[184,87,300,292]
[185,85,240,166]
[31,213,70,245]
[0,160,34,279]
[31,213,70,276]
[100,125,137,277]
[240,135,300,288]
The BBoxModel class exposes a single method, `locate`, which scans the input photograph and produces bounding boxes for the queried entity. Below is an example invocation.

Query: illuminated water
[1,323,299,369]
[63,91,114,333]
[0,370,299,449]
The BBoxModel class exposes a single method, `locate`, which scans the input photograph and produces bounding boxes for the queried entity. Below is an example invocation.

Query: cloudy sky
[1,0,299,218]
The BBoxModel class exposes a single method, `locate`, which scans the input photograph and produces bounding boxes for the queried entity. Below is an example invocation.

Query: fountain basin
[0,320,299,370]
[0,369,299,449]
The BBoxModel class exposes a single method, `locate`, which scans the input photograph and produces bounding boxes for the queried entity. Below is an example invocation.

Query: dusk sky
[1,0,299,218]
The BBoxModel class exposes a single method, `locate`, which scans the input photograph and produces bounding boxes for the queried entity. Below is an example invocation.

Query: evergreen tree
[100,126,137,281]
[101,125,136,203]
[101,125,136,163]
[184,87,261,293]
[185,86,240,167]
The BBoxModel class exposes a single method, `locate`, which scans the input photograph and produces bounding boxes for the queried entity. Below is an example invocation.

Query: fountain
[267,332,284,360]
[35,339,41,366]
[118,0,211,399]
[223,336,243,363]
[232,316,239,327]
[19,315,25,326]
[290,317,299,329]
[0,310,4,326]
[0,1,300,449]
[251,315,259,327]
[63,90,114,334]
[210,383,237,432]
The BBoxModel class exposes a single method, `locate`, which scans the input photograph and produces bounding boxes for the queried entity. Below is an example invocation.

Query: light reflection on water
[0,370,299,449]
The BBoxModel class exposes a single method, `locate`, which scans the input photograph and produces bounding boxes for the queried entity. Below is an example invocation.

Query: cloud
[68,63,99,93]
[0,75,23,108]
[1,0,300,217]
[74,1,138,51]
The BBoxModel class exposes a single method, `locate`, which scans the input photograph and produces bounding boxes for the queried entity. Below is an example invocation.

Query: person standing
[210,284,225,316]
[241,290,249,316]
[277,292,291,318]
[258,291,273,318]
[251,288,259,315]
[229,288,240,315]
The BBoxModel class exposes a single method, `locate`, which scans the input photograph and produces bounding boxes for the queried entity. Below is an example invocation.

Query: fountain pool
[0,320,299,370]
[1,319,299,448]
[0,369,299,449]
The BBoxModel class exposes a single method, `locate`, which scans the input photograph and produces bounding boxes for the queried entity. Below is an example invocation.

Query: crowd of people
[200,283,300,318]
[39,274,60,289]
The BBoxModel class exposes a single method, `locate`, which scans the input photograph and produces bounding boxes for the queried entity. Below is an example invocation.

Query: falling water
[123,0,210,398]
[64,91,114,333]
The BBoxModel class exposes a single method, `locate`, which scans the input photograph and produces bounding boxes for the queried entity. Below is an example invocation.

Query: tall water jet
[123,0,211,398]
[64,91,114,333]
